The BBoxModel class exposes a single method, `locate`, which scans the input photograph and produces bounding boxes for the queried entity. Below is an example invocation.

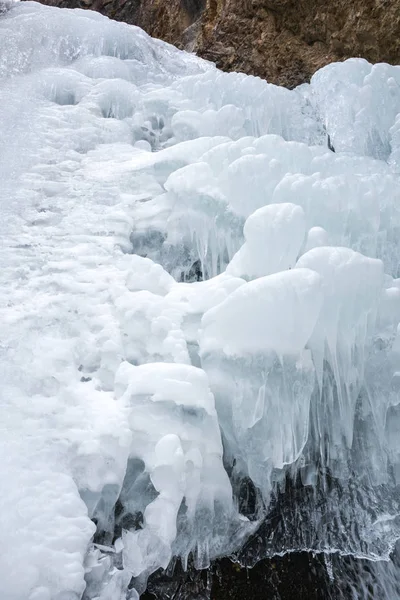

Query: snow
[2,1,400,598]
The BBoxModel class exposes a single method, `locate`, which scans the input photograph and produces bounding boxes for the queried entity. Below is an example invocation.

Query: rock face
[26,0,400,87]
[141,550,400,600]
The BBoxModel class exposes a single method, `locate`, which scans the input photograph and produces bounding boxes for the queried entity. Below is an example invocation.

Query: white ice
[2,2,400,599]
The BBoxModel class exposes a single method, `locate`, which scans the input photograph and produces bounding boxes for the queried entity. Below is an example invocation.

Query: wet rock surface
[142,550,400,600]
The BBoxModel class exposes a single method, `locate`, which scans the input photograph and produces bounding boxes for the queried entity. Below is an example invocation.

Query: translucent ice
[115,362,246,577]
[297,247,384,461]
[200,269,322,498]
[2,2,400,599]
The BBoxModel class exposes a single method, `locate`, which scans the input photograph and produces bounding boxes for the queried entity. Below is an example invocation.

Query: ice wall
[2,2,400,599]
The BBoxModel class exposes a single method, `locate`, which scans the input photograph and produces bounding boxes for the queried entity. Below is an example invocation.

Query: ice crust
[2,2,400,598]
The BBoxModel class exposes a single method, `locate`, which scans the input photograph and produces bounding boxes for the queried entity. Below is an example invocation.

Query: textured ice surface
[2,2,400,599]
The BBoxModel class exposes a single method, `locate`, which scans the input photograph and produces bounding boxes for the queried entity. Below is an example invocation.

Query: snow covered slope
[2,2,400,599]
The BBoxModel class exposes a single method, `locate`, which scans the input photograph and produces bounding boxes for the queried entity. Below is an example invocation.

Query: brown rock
[24,0,400,87]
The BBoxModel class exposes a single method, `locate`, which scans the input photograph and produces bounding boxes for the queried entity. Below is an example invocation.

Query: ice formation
[2,1,400,598]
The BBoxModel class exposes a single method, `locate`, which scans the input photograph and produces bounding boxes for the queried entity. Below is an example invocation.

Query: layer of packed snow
[2,2,400,599]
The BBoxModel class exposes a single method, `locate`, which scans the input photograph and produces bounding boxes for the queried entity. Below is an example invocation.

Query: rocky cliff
[25,0,400,87]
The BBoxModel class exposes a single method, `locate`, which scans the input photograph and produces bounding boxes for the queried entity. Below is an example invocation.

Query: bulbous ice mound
[2,2,400,599]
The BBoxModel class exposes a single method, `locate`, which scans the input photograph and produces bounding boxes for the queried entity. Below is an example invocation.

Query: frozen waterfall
[2,2,400,599]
